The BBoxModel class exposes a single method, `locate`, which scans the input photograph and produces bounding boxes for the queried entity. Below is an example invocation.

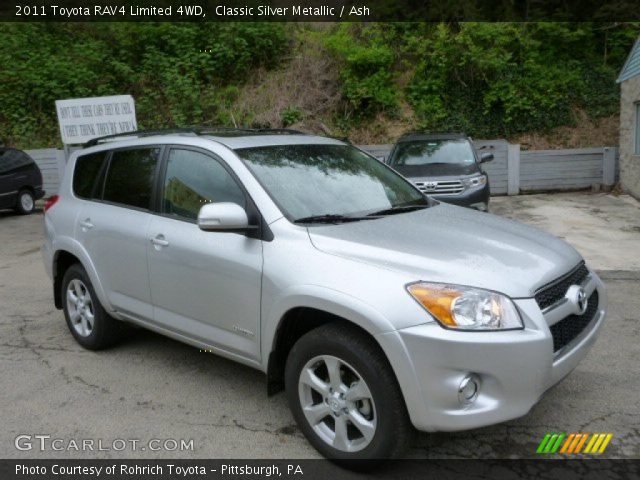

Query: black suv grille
[534,262,590,310]
[550,291,599,352]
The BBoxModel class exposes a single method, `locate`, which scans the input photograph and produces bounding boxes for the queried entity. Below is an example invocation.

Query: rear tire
[285,323,413,460]
[15,189,35,215]
[61,264,120,350]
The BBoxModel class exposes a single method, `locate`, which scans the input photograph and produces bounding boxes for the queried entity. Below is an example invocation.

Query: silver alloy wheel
[66,279,95,337]
[298,355,377,453]
[20,192,34,212]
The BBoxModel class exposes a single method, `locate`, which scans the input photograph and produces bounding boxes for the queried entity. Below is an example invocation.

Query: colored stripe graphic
[574,433,589,453]
[543,434,559,453]
[538,433,613,454]
[559,433,575,453]
[584,433,613,454]
[537,433,565,453]
[584,433,598,453]
[550,433,565,453]
[537,434,552,453]
[598,434,613,453]
[567,433,582,453]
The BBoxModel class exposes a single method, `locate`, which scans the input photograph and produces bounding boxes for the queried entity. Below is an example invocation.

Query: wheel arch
[17,185,35,195]
[51,240,113,313]
[53,250,80,309]
[263,289,398,396]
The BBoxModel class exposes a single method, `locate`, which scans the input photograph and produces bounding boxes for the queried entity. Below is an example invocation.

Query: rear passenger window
[73,152,106,199]
[103,148,160,210]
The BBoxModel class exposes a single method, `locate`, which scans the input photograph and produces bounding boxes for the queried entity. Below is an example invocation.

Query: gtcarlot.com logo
[536,432,613,454]
[15,434,194,452]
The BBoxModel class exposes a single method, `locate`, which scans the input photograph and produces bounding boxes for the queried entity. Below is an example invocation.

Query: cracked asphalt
[1,193,639,459]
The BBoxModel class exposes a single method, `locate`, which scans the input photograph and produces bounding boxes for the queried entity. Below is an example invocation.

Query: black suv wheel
[16,189,35,214]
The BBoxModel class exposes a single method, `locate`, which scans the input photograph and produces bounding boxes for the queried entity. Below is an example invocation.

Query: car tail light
[44,195,59,213]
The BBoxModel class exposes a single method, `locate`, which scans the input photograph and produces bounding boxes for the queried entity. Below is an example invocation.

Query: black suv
[386,133,493,211]
[0,148,45,214]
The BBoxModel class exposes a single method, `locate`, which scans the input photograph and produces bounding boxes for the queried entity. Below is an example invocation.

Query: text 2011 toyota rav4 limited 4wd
[42,129,606,460]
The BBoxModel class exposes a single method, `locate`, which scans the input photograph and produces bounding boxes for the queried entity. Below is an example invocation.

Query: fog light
[458,374,480,405]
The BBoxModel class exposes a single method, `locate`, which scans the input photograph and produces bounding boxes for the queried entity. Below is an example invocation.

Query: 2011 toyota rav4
[42,129,606,460]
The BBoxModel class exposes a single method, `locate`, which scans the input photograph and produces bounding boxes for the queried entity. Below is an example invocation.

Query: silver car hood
[308,203,583,298]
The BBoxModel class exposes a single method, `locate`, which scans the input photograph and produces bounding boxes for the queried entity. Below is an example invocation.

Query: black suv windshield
[389,139,476,167]
[235,144,427,222]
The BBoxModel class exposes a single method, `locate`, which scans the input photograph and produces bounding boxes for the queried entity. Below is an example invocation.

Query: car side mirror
[479,152,494,163]
[197,202,255,232]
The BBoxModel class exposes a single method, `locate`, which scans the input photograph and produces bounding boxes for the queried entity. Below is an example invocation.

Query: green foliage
[324,22,638,137]
[324,24,398,117]
[280,106,303,126]
[404,22,639,136]
[0,23,288,148]
[0,22,638,148]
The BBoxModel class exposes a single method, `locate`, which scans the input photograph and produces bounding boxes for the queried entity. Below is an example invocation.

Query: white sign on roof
[55,95,137,145]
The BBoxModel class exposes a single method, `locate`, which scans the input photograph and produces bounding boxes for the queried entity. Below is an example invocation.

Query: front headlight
[462,175,487,188]
[407,282,523,330]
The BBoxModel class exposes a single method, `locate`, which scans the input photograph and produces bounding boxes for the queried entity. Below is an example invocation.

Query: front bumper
[376,272,606,432]
[431,183,489,211]
[34,186,46,201]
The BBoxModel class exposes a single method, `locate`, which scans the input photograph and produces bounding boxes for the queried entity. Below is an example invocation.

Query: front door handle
[79,219,94,231]
[150,234,169,247]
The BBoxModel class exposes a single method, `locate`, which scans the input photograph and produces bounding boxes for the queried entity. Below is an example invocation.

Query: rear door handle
[79,219,94,230]
[150,235,169,247]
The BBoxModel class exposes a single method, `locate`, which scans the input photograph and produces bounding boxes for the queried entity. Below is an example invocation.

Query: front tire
[285,323,412,460]
[15,189,35,214]
[61,264,120,350]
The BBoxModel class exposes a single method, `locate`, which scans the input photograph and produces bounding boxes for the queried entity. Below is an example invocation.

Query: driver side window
[162,149,246,221]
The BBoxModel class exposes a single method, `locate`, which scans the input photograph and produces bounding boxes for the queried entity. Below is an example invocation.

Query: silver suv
[43,129,606,460]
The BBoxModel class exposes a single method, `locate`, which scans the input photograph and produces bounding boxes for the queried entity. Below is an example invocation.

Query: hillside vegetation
[1,22,638,149]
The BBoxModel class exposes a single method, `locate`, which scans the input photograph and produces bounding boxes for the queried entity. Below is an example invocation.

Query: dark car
[0,147,45,214]
[386,133,493,211]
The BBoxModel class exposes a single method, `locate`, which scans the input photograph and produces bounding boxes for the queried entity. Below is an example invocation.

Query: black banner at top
[2,0,640,22]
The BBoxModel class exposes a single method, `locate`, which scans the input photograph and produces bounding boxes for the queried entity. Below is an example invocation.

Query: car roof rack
[397,131,467,141]
[198,127,306,138]
[83,127,307,148]
[83,128,198,147]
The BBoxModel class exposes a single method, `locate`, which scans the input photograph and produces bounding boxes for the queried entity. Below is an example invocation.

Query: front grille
[534,262,590,310]
[550,291,599,352]
[414,180,464,195]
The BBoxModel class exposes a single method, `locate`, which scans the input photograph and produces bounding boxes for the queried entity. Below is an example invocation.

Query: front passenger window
[162,149,246,221]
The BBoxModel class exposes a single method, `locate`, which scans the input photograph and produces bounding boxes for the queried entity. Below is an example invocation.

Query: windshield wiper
[293,214,373,224]
[366,204,428,217]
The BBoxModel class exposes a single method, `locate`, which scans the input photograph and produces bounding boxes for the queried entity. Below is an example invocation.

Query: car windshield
[389,139,476,167]
[235,144,428,222]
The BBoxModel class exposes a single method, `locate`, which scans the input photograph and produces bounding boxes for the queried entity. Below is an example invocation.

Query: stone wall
[620,75,640,199]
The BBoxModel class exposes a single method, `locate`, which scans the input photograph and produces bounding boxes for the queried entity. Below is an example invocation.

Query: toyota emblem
[565,285,589,315]
[576,288,588,315]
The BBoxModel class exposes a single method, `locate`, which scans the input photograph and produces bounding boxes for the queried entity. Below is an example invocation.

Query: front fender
[260,284,397,371]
